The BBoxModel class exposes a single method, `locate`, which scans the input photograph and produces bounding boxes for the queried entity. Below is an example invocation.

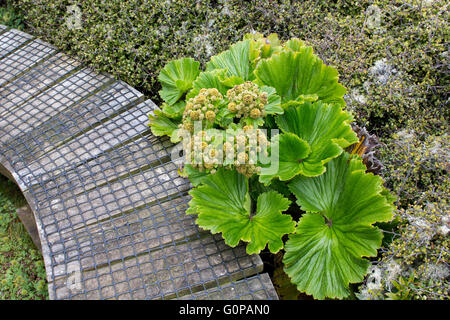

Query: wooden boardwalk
[0,26,278,300]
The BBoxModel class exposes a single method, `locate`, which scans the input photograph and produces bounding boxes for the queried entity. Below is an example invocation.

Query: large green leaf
[192,69,230,95]
[249,175,292,201]
[254,48,346,104]
[284,153,395,299]
[244,33,282,60]
[158,58,200,105]
[148,109,180,140]
[275,101,358,177]
[188,168,295,254]
[283,38,306,52]
[206,40,255,81]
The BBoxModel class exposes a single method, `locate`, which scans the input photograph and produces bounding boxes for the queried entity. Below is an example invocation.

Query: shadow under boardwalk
[0,25,278,300]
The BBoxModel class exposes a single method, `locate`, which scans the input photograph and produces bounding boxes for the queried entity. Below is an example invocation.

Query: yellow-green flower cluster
[183,129,224,175]
[226,82,268,120]
[223,125,270,177]
[180,88,223,132]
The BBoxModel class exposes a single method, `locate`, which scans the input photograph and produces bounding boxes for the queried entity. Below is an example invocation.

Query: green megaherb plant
[0,176,48,300]
[285,152,395,299]
[148,33,396,300]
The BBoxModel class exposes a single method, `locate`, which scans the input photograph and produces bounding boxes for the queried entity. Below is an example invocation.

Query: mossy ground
[0,1,47,300]
[0,176,48,300]
[0,1,24,30]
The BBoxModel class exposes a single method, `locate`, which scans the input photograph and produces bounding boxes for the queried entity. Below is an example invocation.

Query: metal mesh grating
[0,38,56,87]
[0,52,81,113]
[179,273,279,300]
[3,80,144,171]
[0,27,278,300]
[0,68,112,147]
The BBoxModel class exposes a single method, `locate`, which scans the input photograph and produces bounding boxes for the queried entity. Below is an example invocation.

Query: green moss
[12,0,449,300]
[0,176,48,300]
[381,132,449,208]
[358,198,449,300]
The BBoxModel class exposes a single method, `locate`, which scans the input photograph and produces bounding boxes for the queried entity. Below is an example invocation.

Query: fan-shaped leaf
[206,40,255,81]
[259,133,311,185]
[188,168,295,254]
[254,48,346,104]
[161,101,185,119]
[260,86,283,115]
[244,32,283,62]
[220,75,244,87]
[158,58,200,105]
[192,69,230,95]
[283,38,306,52]
[180,164,209,187]
[249,176,292,201]
[275,101,358,177]
[284,153,395,299]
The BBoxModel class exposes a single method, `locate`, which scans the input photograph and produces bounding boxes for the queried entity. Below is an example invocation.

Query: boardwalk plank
[47,196,193,272]
[0,29,33,59]
[16,100,155,187]
[29,133,173,204]
[2,80,143,170]
[0,68,111,146]
[0,53,80,112]
[178,273,278,300]
[36,160,190,235]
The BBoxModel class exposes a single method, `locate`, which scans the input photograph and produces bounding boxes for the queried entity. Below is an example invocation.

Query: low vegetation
[1,0,447,299]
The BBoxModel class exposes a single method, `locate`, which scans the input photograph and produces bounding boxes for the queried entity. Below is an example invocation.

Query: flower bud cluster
[226,82,268,120]
[227,126,269,177]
